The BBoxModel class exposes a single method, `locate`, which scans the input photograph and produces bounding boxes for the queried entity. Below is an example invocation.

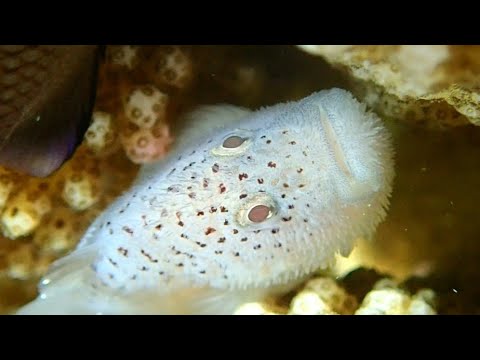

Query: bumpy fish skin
[17,88,395,315]
[0,45,100,177]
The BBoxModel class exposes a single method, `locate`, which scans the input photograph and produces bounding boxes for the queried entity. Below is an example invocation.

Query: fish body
[0,45,100,177]
[17,88,394,315]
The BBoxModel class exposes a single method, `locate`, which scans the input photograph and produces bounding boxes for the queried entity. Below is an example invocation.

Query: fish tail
[16,291,99,315]
[15,244,109,315]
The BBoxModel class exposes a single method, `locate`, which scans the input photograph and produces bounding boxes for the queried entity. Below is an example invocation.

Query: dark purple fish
[0,45,101,177]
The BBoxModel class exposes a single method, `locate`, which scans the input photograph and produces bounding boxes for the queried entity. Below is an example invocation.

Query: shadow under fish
[0,45,101,177]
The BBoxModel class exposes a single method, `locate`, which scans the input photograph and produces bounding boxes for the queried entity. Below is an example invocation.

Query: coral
[297,45,480,128]
[0,136,136,287]
[302,277,358,314]
[355,279,436,315]
[84,111,118,156]
[0,150,135,290]
[1,179,52,239]
[120,85,173,163]
[235,277,358,315]
[143,46,194,90]
[408,289,437,315]
[5,244,36,280]
[33,206,91,255]
[233,302,279,315]
[120,124,172,164]
[106,45,140,70]
[62,171,101,212]
[0,168,15,212]
[124,85,169,129]
[5,244,54,280]
[285,276,358,315]
[232,276,436,315]
[60,149,102,211]
[288,291,338,315]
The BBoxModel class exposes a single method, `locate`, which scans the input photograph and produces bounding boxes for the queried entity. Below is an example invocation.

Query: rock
[297,45,480,128]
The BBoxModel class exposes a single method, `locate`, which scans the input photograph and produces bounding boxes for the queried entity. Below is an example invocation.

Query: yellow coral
[119,84,173,164]
[232,276,437,315]
[303,277,358,314]
[355,279,436,315]
[33,206,85,255]
[124,85,169,129]
[1,181,52,239]
[288,290,337,315]
[84,111,117,156]
[6,244,36,280]
[62,172,101,212]
[144,46,194,89]
[233,302,279,315]
[107,45,140,70]
[0,168,14,212]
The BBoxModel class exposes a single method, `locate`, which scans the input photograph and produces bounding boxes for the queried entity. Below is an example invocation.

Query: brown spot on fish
[122,226,134,235]
[117,247,128,257]
[141,249,158,263]
[205,227,216,235]
[219,183,226,194]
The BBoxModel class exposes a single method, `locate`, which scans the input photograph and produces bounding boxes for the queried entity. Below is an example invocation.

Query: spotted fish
[17,88,395,315]
[0,45,100,177]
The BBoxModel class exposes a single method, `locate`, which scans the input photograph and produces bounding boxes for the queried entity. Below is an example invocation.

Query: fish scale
[0,45,100,177]
[17,88,395,315]
[0,46,54,136]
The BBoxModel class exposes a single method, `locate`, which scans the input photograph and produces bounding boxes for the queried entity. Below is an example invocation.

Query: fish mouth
[317,104,374,200]
[317,105,354,180]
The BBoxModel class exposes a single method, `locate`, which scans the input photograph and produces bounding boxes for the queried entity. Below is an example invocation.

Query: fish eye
[211,130,253,157]
[247,205,272,223]
[222,136,246,149]
[236,194,277,227]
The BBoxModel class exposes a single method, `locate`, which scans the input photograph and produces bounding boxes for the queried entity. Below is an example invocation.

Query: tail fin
[15,245,107,315]
[16,291,100,315]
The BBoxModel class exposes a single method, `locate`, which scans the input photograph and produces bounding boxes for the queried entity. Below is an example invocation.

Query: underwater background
[1,45,479,314]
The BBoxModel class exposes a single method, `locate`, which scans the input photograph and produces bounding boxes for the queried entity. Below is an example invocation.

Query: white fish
[17,88,395,315]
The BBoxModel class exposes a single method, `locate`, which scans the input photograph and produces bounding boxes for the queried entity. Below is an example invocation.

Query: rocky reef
[298,45,480,129]
[1,45,479,314]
